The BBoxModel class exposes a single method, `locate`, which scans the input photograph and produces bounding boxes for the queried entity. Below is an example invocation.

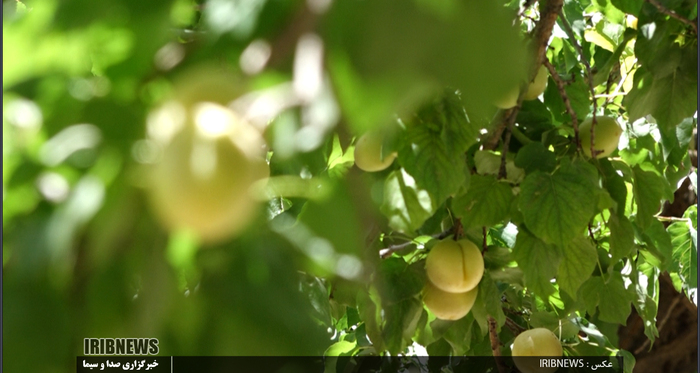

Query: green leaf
[301,275,333,328]
[543,72,591,122]
[357,287,384,351]
[376,258,425,304]
[579,273,634,324]
[515,99,555,140]
[381,169,436,233]
[629,263,659,343]
[382,297,424,354]
[632,165,673,229]
[519,159,598,246]
[298,183,365,255]
[477,272,505,328]
[617,349,636,373]
[642,220,675,271]
[609,214,636,263]
[529,312,580,340]
[397,91,479,205]
[442,315,476,355]
[611,0,643,18]
[512,229,561,297]
[600,159,629,217]
[452,175,513,229]
[558,237,598,299]
[624,61,697,131]
[514,142,557,174]
[323,0,528,128]
[324,340,357,357]
[658,117,695,167]
[473,150,525,183]
[668,215,697,290]
[591,0,626,23]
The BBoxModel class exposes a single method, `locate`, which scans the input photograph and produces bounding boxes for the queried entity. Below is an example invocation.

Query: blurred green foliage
[3,0,698,372]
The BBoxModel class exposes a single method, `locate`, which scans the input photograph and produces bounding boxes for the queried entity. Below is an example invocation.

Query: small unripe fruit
[425,239,484,293]
[512,328,563,373]
[494,87,519,109]
[354,132,397,172]
[423,281,478,320]
[494,65,548,108]
[579,116,622,158]
[522,66,548,101]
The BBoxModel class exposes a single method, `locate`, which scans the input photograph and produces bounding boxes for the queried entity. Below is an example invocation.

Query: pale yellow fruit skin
[494,86,519,109]
[423,281,478,320]
[354,132,397,172]
[522,66,548,101]
[512,328,563,373]
[494,65,548,108]
[579,116,622,158]
[147,102,268,243]
[425,239,485,293]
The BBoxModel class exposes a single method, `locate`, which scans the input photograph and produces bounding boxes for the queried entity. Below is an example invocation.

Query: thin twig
[488,316,508,373]
[482,226,488,253]
[558,11,600,157]
[634,295,684,354]
[483,108,515,151]
[379,227,454,259]
[543,59,581,153]
[656,216,691,222]
[587,223,599,245]
[498,103,521,179]
[602,64,616,111]
[505,317,526,336]
[453,218,463,241]
[645,0,698,34]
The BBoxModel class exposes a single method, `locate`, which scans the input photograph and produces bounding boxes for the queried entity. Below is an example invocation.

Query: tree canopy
[3,0,697,372]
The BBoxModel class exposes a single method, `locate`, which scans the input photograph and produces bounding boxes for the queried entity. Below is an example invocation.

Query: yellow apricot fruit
[353,132,397,172]
[512,328,563,373]
[522,65,549,101]
[423,281,478,321]
[146,101,268,243]
[494,65,548,108]
[425,239,485,293]
[579,116,622,158]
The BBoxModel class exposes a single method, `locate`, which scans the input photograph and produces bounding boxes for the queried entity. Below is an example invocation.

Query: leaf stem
[511,125,533,145]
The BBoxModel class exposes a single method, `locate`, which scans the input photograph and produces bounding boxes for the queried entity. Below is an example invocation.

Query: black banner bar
[78,356,623,373]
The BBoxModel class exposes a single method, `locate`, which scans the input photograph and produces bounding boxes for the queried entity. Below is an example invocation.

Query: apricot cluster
[423,239,484,320]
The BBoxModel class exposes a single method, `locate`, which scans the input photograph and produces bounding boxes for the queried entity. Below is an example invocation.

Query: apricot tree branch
[483,0,564,152]
[505,317,526,336]
[558,11,600,157]
[379,227,454,259]
[489,316,508,373]
[543,59,581,153]
[645,0,697,34]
